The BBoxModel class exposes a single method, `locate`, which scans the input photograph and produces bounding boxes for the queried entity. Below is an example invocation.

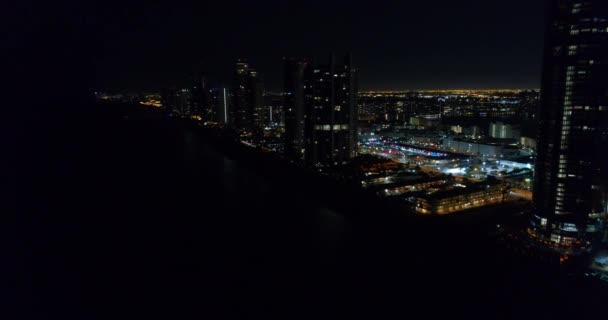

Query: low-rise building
[520,136,537,149]
[380,176,450,197]
[442,137,518,157]
[415,181,507,215]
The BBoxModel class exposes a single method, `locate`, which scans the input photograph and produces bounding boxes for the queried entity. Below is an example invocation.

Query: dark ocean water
[7,103,606,319]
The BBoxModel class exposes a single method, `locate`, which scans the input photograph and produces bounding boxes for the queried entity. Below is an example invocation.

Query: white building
[489,122,520,139]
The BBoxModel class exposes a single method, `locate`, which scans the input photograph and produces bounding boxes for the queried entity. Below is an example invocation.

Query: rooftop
[418,180,504,201]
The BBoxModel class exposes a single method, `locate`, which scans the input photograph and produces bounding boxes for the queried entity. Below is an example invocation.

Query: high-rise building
[160,87,193,117]
[264,92,284,126]
[250,70,266,129]
[231,59,265,131]
[160,87,177,113]
[489,122,521,139]
[232,59,251,128]
[191,73,213,120]
[531,0,608,246]
[283,54,358,166]
[211,87,230,125]
[176,88,194,117]
[283,57,313,161]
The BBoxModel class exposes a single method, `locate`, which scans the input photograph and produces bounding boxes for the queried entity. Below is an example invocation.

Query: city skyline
[94,59,546,93]
[10,1,608,318]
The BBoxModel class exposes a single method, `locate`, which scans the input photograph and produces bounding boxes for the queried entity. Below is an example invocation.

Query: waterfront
[12,103,607,319]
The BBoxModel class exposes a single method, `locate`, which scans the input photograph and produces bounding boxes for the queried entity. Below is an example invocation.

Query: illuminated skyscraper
[231,59,265,131]
[191,73,213,120]
[531,0,608,245]
[160,87,193,117]
[264,92,284,126]
[283,54,358,166]
[283,57,313,161]
[307,54,358,166]
[160,87,177,113]
[250,70,266,129]
[212,87,230,125]
[232,59,251,128]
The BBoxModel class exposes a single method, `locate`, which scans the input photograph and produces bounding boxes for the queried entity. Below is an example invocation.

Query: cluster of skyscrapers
[162,53,359,167]
[231,59,265,133]
[161,60,263,132]
[159,0,608,250]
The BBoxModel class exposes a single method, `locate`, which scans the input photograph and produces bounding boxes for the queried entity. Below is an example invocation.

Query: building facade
[490,122,521,139]
[283,54,358,166]
[442,137,518,157]
[191,74,213,120]
[520,136,537,149]
[283,57,313,161]
[231,59,265,131]
[161,87,194,118]
[211,87,230,125]
[416,182,507,215]
[264,93,284,126]
[531,0,608,245]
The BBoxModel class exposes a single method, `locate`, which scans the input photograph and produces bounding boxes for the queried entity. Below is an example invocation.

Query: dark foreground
[7,103,606,319]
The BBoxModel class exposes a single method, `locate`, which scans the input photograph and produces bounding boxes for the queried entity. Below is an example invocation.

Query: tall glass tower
[283,54,358,167]
[531,0,608,246]
[283,57,312,162]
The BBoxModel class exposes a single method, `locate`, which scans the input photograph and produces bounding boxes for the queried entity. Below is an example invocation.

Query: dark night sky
[14,1,547,92]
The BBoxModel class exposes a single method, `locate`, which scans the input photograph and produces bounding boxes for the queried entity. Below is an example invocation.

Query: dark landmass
[8,102,606,320]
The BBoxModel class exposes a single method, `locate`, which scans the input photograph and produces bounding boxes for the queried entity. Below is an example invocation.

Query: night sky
[13,1,546,92]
